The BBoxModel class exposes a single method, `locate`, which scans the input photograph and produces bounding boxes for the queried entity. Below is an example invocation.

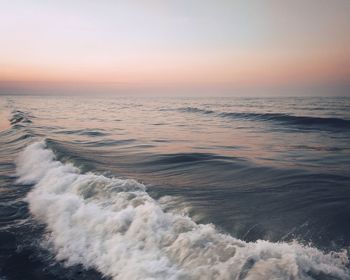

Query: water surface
[0,95,350,279]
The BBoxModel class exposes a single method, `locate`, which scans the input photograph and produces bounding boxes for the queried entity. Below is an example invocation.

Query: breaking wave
[16,141,350,280]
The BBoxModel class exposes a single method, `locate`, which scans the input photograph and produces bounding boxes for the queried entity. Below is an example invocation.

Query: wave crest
[16,141,350,280]
[220,112,350,130]
[9,110,32,125]
[179,107,350,131]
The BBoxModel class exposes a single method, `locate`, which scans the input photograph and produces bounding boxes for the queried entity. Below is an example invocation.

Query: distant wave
[9,110,32,125]
[180,107,350,131]
[56,128,110,137]
[220,112,350,129]
[178,107,215,114]
[16,141,349,280]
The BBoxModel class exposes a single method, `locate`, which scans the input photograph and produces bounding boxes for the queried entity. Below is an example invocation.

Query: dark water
[0,95,350,279]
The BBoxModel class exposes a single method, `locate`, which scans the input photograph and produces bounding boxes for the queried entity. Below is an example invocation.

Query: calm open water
[0,95,350,279]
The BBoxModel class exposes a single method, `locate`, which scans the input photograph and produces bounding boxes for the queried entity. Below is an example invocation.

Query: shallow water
[0,95,350,279]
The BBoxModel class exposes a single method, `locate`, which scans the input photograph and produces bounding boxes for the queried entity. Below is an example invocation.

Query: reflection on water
[5,96,350,171]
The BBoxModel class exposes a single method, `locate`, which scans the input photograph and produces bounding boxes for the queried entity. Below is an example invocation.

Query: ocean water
[0,95,350,279]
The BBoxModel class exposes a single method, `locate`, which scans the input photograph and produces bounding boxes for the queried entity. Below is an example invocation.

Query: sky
[0,0,349,95]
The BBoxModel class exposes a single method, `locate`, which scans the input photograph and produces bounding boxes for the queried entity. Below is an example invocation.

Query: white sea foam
[17,141,350,280]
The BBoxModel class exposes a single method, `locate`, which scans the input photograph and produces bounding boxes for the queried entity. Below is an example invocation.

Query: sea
[0,95,349,279]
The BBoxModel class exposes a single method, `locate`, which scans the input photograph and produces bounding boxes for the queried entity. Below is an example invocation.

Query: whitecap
[16,141,350,280]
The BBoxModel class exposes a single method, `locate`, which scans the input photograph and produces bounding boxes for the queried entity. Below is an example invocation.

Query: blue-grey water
[0,95,350,279]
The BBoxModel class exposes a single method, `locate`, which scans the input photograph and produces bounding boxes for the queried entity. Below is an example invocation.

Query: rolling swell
[180,107,350,131]
[220,112,350,130]
[16,141,350,280]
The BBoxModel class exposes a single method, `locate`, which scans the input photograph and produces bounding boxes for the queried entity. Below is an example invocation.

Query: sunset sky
[1,0,349,95]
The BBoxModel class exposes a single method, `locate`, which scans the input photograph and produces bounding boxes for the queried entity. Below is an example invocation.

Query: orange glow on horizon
[1,49,349,89]
[1,0,349,93]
